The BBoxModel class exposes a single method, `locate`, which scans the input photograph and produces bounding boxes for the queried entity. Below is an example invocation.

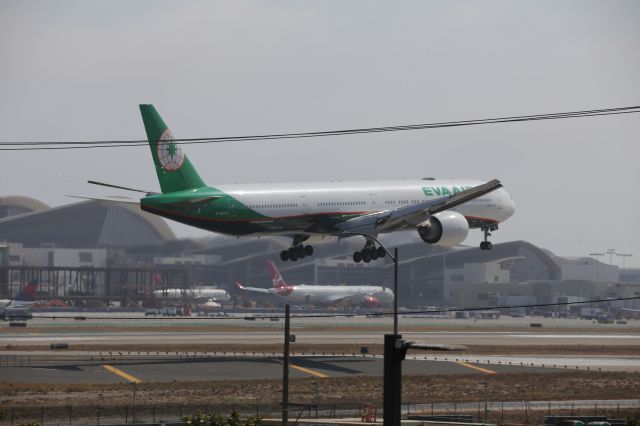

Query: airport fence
[1,399,639,425]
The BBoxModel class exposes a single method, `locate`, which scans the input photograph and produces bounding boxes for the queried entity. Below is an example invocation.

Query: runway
[3,329,640,347]
[4,312,640,345]
[2,313,639,385]
[0,353,553,384]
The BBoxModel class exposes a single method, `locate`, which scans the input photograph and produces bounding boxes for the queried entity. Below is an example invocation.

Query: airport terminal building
[0,196,637,313]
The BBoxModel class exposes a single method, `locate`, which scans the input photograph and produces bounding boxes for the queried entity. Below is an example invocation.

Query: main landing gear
[353,241,386,263]
[280,243,314,262]
[479,224,498,250]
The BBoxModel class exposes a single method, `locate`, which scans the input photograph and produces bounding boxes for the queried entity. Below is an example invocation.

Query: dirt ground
[2,371,640,409]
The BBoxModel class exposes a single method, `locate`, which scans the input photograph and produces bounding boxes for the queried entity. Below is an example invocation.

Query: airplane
[89,104,515,263]
[153,287,231,303]
[236,260,394,307]
[0,280,38,321]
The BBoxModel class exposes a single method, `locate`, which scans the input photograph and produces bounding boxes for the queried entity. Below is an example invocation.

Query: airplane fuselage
[140,179,515,237]
[268,284,394,306]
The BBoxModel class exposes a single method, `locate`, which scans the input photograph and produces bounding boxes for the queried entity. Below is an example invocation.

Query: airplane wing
[321,292,383,308]
[235,282,271,294]
[338,179,502,235]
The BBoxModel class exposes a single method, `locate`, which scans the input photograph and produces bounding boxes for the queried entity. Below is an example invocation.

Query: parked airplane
[236,260,394,307]
[89,105,515,263]
[153,287,231,302]
[0,280,37,321]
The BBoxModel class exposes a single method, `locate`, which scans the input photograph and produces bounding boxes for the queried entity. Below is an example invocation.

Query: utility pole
[311,380,319,418]
[132,382,137,424]
[383,334,406,426]
[282,304,290,426]
[393,247,398,336]
[482,381,488,423]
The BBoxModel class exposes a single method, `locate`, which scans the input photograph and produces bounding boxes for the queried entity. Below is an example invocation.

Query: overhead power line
[2,105,639,151]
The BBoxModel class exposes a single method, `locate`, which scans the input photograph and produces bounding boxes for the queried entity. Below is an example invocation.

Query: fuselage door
[300,195,310,214]
[368,194,378,212]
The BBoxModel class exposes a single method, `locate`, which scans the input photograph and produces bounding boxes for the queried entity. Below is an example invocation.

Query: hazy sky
[2,1,639,267]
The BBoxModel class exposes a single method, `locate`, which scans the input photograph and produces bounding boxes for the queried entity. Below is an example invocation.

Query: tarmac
[1,313,639,384]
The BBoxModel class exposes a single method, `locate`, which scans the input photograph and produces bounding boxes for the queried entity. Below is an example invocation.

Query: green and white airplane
[93,105,515,263]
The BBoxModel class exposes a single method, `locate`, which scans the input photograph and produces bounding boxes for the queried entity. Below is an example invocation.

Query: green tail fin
[139,104,206,194]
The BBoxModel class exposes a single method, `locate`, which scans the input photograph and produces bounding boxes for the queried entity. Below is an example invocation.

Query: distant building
[555,256,619,283]
[0,197,175,248]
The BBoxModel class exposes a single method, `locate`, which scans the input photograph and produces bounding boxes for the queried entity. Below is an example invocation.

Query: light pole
[589,252,604,283]
[344,233,403,425]
[346,232,398,335]
[617,253,632,277]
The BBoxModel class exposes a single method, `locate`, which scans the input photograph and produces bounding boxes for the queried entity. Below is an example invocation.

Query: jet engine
[417,211,469,246]
[363,295,380,308]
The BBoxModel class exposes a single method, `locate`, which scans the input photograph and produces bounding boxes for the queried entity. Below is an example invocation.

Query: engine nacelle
[417,211,469,247]
[363,295,380,308]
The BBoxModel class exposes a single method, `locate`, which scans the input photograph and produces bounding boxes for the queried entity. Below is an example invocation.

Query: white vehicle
[0,280,37,321]
[236,260,394,308]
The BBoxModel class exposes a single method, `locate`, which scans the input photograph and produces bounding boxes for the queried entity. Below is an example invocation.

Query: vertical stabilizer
[15,280,38,302]
[139,104,206,193]
[267,260,288,289]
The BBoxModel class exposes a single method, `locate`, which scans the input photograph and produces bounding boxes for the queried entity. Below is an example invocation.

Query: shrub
[182,410,261,426]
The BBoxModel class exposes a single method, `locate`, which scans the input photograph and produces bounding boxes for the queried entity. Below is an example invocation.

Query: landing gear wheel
[480,241,493,250]
[288,247,298,261]
[376,247,386,258]
[362,251,371,263]
[370,249,379,260]
[282,236,315,262]
[480,226,496,250]
[353,251,362,263]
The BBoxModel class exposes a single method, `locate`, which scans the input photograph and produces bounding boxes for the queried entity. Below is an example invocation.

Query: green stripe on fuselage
[141,187,266,221]
[140,188,359,236]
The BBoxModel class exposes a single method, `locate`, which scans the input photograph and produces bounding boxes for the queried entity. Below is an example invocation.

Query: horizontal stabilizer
[65,195,139,204]
[88,180,158,195]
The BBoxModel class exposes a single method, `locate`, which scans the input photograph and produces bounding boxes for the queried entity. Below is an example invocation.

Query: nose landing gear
[479,224,498,250]
[353,241,386,263]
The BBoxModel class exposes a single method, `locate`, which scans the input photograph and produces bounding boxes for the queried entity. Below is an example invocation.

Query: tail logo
[157,129,185,171]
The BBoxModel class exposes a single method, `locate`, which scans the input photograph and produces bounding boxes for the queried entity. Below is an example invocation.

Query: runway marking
[455,361,496,375]
[102,365,142,383]
[290,363,329,378]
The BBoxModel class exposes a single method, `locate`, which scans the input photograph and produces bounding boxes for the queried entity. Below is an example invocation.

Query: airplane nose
[504,195,516,219]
